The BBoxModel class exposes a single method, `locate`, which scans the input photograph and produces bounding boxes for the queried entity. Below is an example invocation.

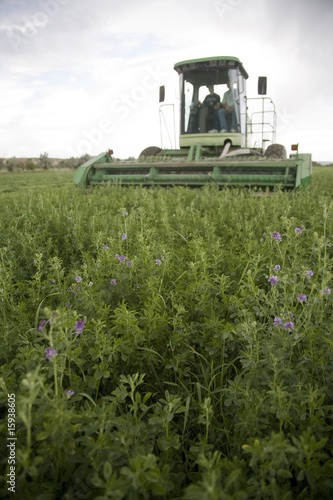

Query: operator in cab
[199,85,220,133]
[217,82,236,133]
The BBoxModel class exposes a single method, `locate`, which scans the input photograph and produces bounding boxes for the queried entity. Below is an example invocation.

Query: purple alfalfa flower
[268,276,279,286]
[124,211,128,215]
[103,245,109,250]
[121,233,127,240]
[126,261,132,266]
[75,320,85,335]
[88,281,93,286]
[273,317,282,326]
[273,265,281,272]
[38,319,46,331]
[306,270,314,277]
[297,294,307,303]
[271,231,282,242]
[284,321,294,331]
[110,279,117,286]
[65,390,75,398]
[295,226,303,234]
[45,348,57,361]
[321,287,331,295]
[119,255,126,262]
[75,276,82,283]
[286,312,293,319]
[155,259,162,265]
[115,254,119,259]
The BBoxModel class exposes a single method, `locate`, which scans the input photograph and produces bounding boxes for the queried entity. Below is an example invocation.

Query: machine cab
[174,56,248,148]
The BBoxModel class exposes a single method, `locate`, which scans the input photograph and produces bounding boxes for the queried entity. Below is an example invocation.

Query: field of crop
[0,168,332,499]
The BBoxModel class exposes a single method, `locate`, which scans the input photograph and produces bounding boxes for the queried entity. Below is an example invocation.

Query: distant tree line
[0,152,92,172]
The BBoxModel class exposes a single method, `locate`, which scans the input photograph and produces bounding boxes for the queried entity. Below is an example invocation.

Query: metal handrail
[246,97,277,149]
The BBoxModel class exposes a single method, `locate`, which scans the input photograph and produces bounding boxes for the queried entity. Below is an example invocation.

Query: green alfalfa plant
[1,169,333,498]
[16,369,45,471]
[111,373,149,424]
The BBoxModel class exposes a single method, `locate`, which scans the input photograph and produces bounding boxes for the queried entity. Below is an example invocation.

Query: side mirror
[159,85,165,103]
[258,76,267,95]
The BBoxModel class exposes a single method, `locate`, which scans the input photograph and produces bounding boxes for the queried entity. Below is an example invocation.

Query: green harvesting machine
[74,56,312,189]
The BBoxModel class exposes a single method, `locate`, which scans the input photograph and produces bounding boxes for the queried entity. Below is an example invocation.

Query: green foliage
[0,168,333,498]
[58,155,91,169]
[26,159,36,171]
[5,156,25,172]
[38,152,52,170]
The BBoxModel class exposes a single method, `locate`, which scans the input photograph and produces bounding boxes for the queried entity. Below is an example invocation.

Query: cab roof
[174,56,249,79]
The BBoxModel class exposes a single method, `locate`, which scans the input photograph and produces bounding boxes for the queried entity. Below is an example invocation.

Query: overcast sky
[1,0,333,162]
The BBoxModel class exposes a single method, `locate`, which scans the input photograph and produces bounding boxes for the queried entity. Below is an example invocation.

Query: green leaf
[103,461,113,480]
[36,430,51,441]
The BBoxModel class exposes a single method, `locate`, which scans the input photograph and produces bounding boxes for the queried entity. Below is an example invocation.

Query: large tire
[264,143,287,159]
[139,146,162,158]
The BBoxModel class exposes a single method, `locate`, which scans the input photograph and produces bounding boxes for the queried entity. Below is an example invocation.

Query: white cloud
[0,0,333,161]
